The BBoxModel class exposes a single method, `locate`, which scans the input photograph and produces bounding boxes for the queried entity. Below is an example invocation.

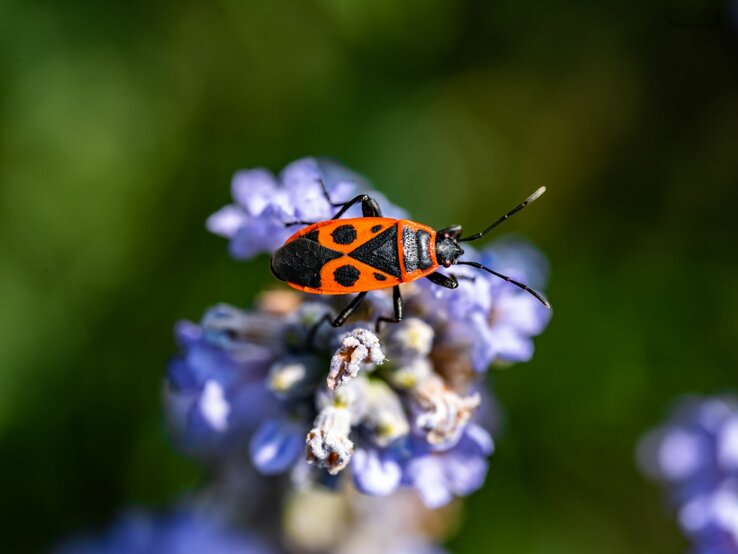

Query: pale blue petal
[250,419,304,475]
[352,448,402,496]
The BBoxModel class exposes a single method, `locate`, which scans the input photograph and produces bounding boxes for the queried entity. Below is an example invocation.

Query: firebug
[271,182,550,333]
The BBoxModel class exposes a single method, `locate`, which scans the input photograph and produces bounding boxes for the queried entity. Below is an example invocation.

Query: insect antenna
[456,261,551,308]
[457,187,546,243]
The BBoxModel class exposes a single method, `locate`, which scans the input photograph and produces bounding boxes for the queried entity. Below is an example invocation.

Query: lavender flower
[62,160,554,554]
[207,157,406,260]
[415,239,551,372]
[166,158,552,510]
[166,292,498,506]
[55,509,274,554]
[402,424,494,509]
[638,395,738,552]
[164,303,282,456]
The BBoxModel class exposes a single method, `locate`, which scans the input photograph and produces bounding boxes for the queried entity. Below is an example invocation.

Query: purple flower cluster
[638,396,738,553]
[58,158,552,553]
[164,157,551,509]
[165,294,498,508]
[415,238,551,372]
[207,158,406,259]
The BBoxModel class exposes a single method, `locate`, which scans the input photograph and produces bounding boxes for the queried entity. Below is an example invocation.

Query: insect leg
[375,286,403,332]
[332,291,368,327]
[305,292,370,348]
[318,178,382,218]
[289,179,380,227]
[361,197,382,217]
[426,271,459,289]
[331,195,383,220]
[305,293,367,348]
[305,313,332,349]
[318,178,344,207]
[304,292,366,350]
[437,224,463,239]
[450,273,476,283]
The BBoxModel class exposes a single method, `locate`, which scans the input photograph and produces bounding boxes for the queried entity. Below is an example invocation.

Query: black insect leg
[426,271,459,289]
[375,286,403,332]
[284,220,317,227]
[450,273,476,283]
[305,292,368,348]
[361,196,382,217]
[318,179,344,207]
[331,195,382,220]
[317,178,385,220]
[333,292,368,327]
[437,224,463,239]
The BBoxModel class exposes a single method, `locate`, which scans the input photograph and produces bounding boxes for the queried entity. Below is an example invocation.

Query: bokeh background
[1,0,737,552]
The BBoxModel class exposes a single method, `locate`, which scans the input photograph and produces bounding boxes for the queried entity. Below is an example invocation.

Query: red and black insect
[270,182,550,332]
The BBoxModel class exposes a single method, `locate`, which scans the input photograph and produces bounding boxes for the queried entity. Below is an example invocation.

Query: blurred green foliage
[1,0,737,552]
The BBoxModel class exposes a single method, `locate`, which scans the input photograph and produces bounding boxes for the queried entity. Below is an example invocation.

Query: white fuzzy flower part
[327,329,385,391]
[412,375,480,446]
[306,405,354,475]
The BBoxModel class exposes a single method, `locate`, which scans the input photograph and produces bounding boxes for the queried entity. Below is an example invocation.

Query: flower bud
[268,358,318,399]
[202,303,281,352]
[306,405,354,475]
[363,380,410,447]
[383,318,435,360]
[385,358,434,390]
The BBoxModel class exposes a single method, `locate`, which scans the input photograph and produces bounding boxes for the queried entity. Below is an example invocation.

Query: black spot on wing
[271,238,343,288]
[348,224,401,278]
[331,224,357,245]
[371,224,382,233]
[334,265,360,287]
[373,272,387,281]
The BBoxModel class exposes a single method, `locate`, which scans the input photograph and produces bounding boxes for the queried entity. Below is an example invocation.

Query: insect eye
[443,260,451,268]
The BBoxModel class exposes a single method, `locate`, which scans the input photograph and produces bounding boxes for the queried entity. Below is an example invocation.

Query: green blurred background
[1,0,737,552]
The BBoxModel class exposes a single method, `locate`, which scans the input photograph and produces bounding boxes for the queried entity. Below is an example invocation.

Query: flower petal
[352,448,402,496]
[206,205,247,238]
[231,168,280,215]
[250,419,304,475]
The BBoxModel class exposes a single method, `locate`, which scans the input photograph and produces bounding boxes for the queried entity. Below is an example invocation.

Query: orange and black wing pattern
[271,217,437,294]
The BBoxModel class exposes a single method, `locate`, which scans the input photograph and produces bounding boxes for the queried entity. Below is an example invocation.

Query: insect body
[271,184,550,332]
[271,217,441,294]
